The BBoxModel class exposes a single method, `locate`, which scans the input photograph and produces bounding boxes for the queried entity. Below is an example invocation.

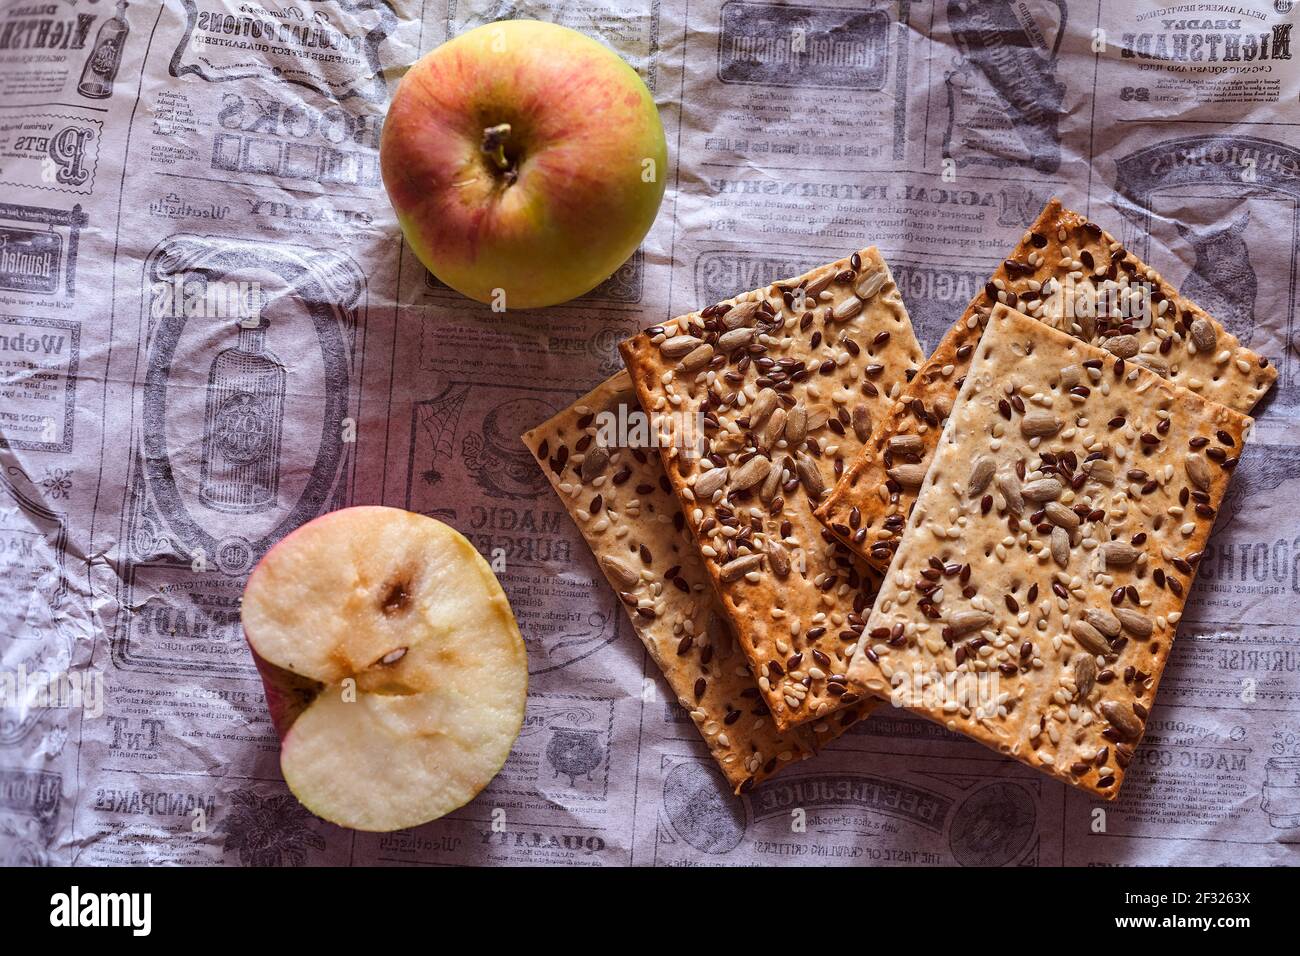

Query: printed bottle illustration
[200,316,286,514]
[1261,757,1300,829]
[77,1,130,100]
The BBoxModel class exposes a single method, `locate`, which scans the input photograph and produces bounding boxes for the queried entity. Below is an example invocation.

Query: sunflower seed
[730,455,770,491]
[1078,312,1097,341]
[580,445,610,481]
[795,452,825,498]
[720,553,763,582]
[996,472,1024,513]
[722,300,761,329]
[1082,458,1115,484]
[967,455,994,497]
[1101,700,1142,740]
[831,296,863,321]
[659,335,702,359]
[854,269,887,300]
[767,541,791,579]
[601,555,640,588]
[1190,317,1216,352]
[1101,541,1139,567]
[887,463,928,488]
[1114,607,1154,638]
[948,609,994,636]
[784,404,809,445]
[1132,354,1169,376]
[851,404,872,442]
[748,388,779,427]
[888,434,924,456]
[694,466,728,499]
[1020,409,1061,438]
[1021,477,1063,502]
[759,461,783,502]
[1104,335,1139,359]
[1045,501,1080,531]
[761,407,787,450]
[801,270,835,299]
[717,327,755,352]
[1071,619,1111,656]
[1051,526,1070,567]
[1073,653,1097,700]
[1184,454,1211,491]
[678,343,714,373]
[1084,608,1122,639]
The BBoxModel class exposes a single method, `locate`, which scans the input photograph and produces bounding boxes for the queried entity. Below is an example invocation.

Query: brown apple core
[381,580,411,615]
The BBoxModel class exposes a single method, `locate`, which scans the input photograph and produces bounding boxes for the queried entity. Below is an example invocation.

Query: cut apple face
[242,506,527,832]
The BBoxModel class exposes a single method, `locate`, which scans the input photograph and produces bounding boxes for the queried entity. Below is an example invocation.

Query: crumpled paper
[0,0,1296,865]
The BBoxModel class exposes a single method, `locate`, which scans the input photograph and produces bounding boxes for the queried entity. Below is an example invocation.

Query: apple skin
[380,19,667,309]
[250,649,321,741]
[244,510,350,745]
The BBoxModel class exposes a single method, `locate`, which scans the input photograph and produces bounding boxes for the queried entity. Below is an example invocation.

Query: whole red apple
[380,19,667,309]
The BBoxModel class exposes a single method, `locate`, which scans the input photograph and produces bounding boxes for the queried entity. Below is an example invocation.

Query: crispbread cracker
[620,249,926,732]
[848,303,1252,798]
[522,372,870,792]
[817,198,1275,571]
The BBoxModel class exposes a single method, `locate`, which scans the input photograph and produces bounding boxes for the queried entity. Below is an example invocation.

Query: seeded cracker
[521,372,871,793]
[817,198,1275,572]
[620,250,926,731]
[848,303,1252,798]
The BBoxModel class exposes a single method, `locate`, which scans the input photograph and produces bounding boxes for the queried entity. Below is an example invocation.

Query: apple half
[242,506,528,832]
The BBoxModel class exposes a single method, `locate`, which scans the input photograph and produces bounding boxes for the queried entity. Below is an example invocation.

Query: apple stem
[481,123,515,180]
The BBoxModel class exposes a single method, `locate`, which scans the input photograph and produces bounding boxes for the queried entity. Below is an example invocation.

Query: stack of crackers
[524,199,1275,798]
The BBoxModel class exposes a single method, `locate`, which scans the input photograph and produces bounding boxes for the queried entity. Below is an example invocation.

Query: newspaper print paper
[0,0,1297,865]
